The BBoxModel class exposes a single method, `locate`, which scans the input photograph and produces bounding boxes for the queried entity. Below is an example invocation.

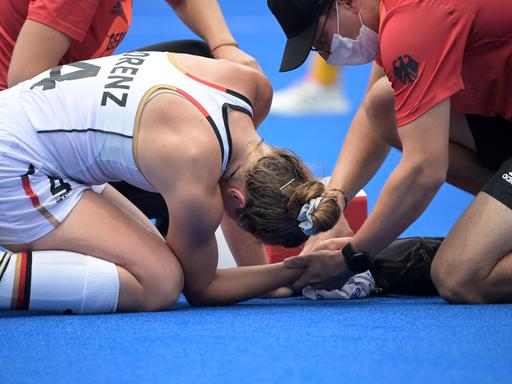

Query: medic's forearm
[167,0,236,49]
[351,159,444,257]
[329,104,390,202]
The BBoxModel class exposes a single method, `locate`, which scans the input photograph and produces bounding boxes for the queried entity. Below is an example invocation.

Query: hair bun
[237,148,340,247]
[288,180,340,236]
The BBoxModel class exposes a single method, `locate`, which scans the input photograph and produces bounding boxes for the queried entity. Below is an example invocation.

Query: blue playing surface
[3,296,512,383]
[1,1,511,383]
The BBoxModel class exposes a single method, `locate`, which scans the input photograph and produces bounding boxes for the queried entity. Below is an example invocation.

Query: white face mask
[326,1,379,66]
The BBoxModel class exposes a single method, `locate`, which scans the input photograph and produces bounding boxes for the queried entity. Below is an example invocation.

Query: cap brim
[279,20,319,72]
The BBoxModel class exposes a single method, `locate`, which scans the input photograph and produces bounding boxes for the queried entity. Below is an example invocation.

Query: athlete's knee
[133,255,184,312]
[431,257,485,304]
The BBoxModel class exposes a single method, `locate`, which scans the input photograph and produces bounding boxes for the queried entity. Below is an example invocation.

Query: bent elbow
[185,291,223,307]
[409,161,447,193]
[421,170,445,191]
[185,292,209,307]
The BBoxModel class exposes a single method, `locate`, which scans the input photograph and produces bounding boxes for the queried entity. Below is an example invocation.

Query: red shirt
[0,0,132,90]
[377,0,512,126]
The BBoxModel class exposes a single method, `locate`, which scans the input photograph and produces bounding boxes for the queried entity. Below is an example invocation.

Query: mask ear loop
[335,0,340,35]
[358,12,365,27]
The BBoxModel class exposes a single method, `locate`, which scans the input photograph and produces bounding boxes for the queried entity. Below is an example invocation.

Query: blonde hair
[236,148,340,247]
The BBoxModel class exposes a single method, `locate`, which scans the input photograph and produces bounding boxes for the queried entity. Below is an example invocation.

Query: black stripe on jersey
[0,252,11,282]
[206,115,225,168]
[221,103,253,171]
[22,251,32,310]
[226,104,253,118]
[222,104,234,167]
[226,89,253,110]
[37,128,133,139]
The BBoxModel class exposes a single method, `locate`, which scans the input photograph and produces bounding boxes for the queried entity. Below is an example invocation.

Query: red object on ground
[264,190,368,263]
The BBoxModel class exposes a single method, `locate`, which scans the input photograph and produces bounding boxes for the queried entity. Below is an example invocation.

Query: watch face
[342,243,372,273]
[348,253,372,273]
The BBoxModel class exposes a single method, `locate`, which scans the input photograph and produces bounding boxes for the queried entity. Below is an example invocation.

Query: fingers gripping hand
[302,220,354,253]
[301,237,353,254]
[283,250,350,291]
[282,254,313,269]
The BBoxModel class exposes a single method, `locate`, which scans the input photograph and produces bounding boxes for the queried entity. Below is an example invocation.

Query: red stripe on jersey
[174,87,210,117]
[20,171,60,227]
[21,175,41,208]
[185,72,228,93]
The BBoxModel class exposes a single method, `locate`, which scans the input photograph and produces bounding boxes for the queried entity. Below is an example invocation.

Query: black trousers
[111,39,212,236]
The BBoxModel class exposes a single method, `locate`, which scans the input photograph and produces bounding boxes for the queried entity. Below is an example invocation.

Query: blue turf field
[2,1,511,383]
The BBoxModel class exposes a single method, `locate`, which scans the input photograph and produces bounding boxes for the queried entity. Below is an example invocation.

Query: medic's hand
[283,245,353,291]
[211,45,262,72]
[301,215,353,255]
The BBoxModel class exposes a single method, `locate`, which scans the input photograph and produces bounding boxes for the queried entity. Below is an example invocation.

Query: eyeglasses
[311,0,334,55]
[223,138,264,183]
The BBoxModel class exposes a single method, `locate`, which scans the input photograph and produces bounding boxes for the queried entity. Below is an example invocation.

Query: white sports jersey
[4,51,253,191]
[0,51,254,243]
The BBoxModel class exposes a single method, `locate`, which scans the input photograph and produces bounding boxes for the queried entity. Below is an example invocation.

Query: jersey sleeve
[27,0,102,43]
[379,3,473,126]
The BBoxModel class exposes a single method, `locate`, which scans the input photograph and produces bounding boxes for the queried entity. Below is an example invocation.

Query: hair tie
[297,197,323,236]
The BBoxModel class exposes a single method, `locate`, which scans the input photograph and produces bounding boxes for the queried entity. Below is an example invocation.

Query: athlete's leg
[431,193,512,303]
[0,250,119,314]
[447,112,494,195]
[99,184,163,240]
[6,190,184,312]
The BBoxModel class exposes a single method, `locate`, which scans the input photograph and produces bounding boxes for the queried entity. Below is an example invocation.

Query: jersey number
[23,164,73,197]
[30,62,101,91]
[49,176,72,196]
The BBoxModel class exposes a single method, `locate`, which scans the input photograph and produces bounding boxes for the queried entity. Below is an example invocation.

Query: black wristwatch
[341,242,373,274]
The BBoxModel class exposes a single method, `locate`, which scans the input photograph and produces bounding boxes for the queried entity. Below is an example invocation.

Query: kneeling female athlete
[0,51,340,314]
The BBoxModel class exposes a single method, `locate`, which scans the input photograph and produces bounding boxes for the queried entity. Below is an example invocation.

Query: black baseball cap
[267,0,331,72]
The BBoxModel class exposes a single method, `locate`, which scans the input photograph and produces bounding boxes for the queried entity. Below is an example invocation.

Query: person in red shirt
[0,0,260,90]
[0,0,262,239]
[269,0,512,303]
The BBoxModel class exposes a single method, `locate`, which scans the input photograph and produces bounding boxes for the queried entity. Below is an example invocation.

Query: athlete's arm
[166,0,260,71]
[250,69,273,128]
[220,213,268,266]
[7,20,71,87]
[302,62,391,253]
[164,183,304,306]
[220,60,272,128]
[351,98,450,256]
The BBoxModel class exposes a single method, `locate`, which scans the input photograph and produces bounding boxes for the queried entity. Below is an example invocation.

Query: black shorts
[466,114,512,209]
[466,114,512,170]
[481,158,512,209]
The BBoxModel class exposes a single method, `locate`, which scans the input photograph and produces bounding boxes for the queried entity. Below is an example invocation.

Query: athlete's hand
[212,45,262,72]
[283,245,353,291]
[260,286,294,298]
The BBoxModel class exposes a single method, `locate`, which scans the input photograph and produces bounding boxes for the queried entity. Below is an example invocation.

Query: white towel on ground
[302,271,375,300]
